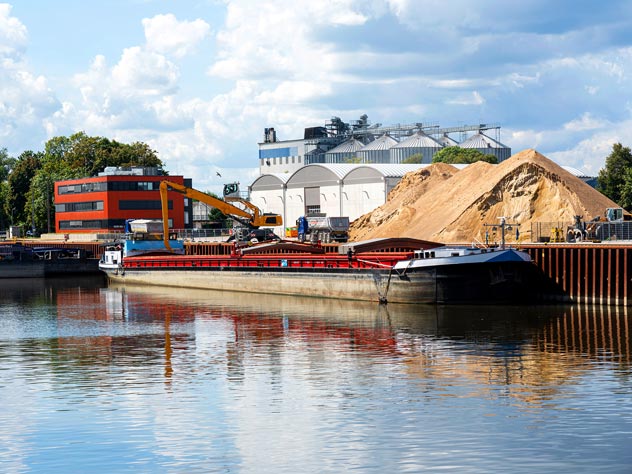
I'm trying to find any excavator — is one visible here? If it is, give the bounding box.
[159,180,282,251]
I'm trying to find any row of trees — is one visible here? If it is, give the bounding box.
[0,132,164,234]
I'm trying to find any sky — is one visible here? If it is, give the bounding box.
[3,0,632,193]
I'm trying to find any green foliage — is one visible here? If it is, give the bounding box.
[597,143,632,208]
[0,148,16,228]
[432,147,498,164]
[42,132,164,178]
[402,153,424,164]
[343,156,363,164]
[0,133,166,233]
[0,148,16,182]
[6,151,42,226]
[204,191,229,225]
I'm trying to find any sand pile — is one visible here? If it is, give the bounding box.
[349,149,619,243]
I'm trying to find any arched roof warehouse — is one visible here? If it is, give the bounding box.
[251,164,436,192]
[250,173,289,191]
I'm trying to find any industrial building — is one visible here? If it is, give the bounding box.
[249,163,467,232]
[249,161,596,238]
[258,117,511,174]
[54,167,192,233]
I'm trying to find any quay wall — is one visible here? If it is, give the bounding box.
[521,243,632,306]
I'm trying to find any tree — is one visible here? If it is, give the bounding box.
[42,132,165,178]
[0,147,16,182]
[6,151,42,227]
[402,153,424,164]
[432,147,498,164]
[203,191,229,228]
[597,143,632,207]
[0,148,16,228]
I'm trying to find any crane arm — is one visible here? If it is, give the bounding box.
[159,180,282,251]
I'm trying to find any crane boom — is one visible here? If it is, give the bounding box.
[159,180,282,251]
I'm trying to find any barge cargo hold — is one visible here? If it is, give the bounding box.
[99,242,540,304]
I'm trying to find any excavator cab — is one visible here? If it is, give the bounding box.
[223,182,241,199]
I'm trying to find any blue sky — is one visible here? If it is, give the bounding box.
[3,0,632,192]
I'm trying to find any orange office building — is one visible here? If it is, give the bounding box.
[54,167,193,233]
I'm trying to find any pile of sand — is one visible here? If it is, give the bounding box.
[349,149,619,243]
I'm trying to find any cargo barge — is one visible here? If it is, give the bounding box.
[99,237,539,304]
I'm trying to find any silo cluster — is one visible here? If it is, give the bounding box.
[322,130,510,165]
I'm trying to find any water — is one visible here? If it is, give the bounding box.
[0,277,631,474]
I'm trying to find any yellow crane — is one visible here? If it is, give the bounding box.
[159,180,282,251]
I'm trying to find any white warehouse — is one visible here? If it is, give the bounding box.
[249,163,447,233]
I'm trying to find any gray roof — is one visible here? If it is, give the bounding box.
[392,131,442,149]
[436,134,459,147]
[327,138,365,154]
[459,132,507,149]
[359,134,398,151]
[305,147,326,156]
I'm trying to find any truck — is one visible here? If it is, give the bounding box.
[297,215,350,243]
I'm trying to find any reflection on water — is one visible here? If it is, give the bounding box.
[0,280,631,473]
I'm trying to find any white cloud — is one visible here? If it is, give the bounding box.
[0,5,60,152]
[547,123,632,175]
[447,91,484,106]
[563,112,608,132]
[0,3,27,58]
[143,14,210,58]
[112,46,179,97]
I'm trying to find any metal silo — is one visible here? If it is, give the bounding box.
[358,134,398,164]
[325,138,365,163]
[390,131,443,163]
[436,133,459,147]
[305,147,326,164]
[459,132,511,162]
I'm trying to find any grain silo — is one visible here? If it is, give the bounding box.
[390,131,443,164]
[358,134,398,164]
[325,138,365,163]
[305,146,326,164]
[459,132,511,162]
[436,133,459,147]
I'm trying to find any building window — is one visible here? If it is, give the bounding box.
[109,181,161,191]
[54,201,104,212]
[58,182,107,195]
[59,219,126,230]
[119,200,172,210]
[57,180,166,195]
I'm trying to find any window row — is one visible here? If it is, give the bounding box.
[59,219,127,230]
[59,218,174,231]
[261,157,302,166]
[58,181,164,195]
[55,201,104,213]
[55,200,173,213]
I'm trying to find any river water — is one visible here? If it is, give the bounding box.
[0,277,631,474]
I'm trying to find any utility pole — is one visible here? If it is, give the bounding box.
[483,217,519,249]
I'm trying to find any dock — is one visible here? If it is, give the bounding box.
[521,243,632,305]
